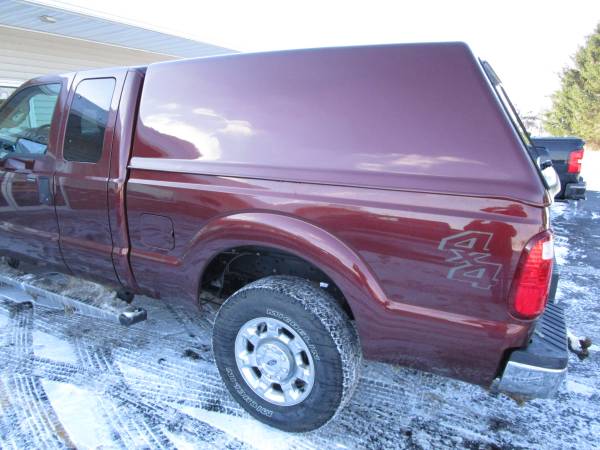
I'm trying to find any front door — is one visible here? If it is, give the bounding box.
[0,81,66,266]
[54,71,126,284]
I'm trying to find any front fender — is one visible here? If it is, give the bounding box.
[183,211,388,330]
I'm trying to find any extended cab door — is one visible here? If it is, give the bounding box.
[0,77,69,266]
[54,69,127,284]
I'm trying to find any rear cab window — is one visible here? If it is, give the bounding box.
[63,78,116,163]
[0,83,61,158]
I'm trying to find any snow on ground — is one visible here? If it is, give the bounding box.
[581,150,599,192]
[1,194,600,449]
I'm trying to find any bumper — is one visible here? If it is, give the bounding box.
[563,179,586,201]
[493,302,568,399]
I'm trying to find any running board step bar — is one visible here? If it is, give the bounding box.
[0,271,147,326]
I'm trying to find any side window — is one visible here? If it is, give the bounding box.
[63,78,115,163]
[0,83,61,158]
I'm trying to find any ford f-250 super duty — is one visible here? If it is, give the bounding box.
[0,43,567,432]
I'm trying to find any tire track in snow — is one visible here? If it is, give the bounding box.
[10,374,77,449]
[35,303,232,411]
[66,316,243,449]
[0,302,77,449]
[0,376,25,449]
[2,305,242,449]
[71,341,149,450]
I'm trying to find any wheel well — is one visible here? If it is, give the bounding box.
[199,245,354,320]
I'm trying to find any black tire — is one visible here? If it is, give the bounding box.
[212,275,361,432]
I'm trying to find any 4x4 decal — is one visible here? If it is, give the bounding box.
[438,231,502,290]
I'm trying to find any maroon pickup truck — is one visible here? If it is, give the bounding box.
[0,43,567,432]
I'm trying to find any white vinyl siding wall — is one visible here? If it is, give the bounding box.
[0,25,176,86]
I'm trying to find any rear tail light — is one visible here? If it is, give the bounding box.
[509,231,554,320]
[567,148,584,173]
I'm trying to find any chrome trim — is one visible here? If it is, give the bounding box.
[0,271,147,327]
[493,360,566,399]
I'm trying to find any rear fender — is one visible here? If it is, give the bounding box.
[184,212,388,332]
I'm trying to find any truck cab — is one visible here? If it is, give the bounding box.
[0,68,142,291]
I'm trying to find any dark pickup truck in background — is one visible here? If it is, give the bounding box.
[532,137,586,201]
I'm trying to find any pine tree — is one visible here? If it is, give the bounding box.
[544,23,600,148]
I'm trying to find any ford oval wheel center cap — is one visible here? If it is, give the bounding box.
[256,342,292,381]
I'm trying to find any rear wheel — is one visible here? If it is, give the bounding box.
[212,275,361,432]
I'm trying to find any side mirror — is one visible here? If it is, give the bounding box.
[532,146,560,199]
[3,157,26,171]
[538,158,561,199]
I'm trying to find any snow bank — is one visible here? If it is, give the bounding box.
[582,150,599,192]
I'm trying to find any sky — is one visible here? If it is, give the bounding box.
[42,0,600,116]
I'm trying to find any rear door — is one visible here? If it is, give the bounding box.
[0,78,69,266]
[54,69,127,284]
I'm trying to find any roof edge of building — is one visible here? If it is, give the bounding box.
[22,0,235,55]
[0,23,181,59]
